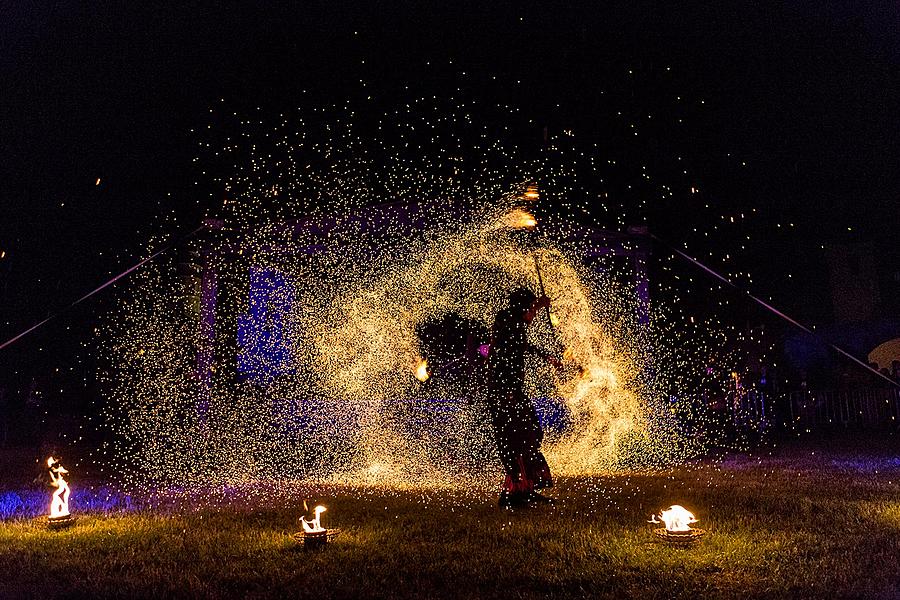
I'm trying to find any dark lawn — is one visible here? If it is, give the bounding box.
[2,442,900,599]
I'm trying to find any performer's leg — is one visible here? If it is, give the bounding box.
[511,401,551,489]
[529,450,554,490]
[491,405,525,507]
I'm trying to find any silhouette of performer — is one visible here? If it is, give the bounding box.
[487,287,559,507]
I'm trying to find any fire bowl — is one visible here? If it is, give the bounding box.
[292,528,341,549]
[48,514,76,530]
[653,527,706,546]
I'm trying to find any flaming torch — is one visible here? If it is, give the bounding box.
[295,501,340,548]
[650,505,706,546]
[47,456,75,529]
[522,183,540,201]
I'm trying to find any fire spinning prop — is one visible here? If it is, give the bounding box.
[521,183,540,201]
[47,456,75,529]
[650,505,706,546]
[294,501,340,549]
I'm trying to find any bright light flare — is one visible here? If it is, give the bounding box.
[523,184,539,200]
[650,505,697,533]
[414,358,430,382]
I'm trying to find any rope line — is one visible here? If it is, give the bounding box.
[0,225,206,353]
[651,234,899,389]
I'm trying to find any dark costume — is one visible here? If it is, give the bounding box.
[487,288,553,506]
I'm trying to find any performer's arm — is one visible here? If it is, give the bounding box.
[525,344,564,369]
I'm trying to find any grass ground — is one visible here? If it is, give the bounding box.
[3,441,900,599]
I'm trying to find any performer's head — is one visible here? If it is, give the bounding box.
[508,287,538,318]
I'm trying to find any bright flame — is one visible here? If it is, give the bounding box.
[499,208,537,230]
[47,457,71,519]
[523,184,539,200]
[516,211,537,229]
[650,505,697,532]
[301,505,327,533]
[414,358,430,382]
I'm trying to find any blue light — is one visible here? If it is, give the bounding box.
[237,267,294,380]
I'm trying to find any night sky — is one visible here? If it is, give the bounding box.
[1,2,898,401]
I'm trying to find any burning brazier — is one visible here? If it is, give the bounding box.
[47,456,75,529]
[294,503,340,549]
[650,505,706,546]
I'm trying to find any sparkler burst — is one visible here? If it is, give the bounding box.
[98,94,747,494]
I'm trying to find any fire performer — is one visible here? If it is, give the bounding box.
[487,286,561,508]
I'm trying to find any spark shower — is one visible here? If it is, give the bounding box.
[99,96,727,491]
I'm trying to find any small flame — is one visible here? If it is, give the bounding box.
[650,505,697,532]
[499,208,537,230]
[515,210,537,230]
[414,358,430,382]
[523,184,539,200]
[47,457,71,519]
[301,505,327,533]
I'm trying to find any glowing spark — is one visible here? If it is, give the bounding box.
[95,177,101,186]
